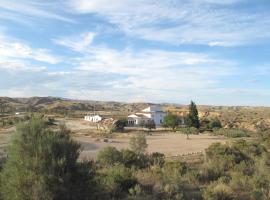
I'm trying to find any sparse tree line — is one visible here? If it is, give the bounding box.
[0,116,270,200]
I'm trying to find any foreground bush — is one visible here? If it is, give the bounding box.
[100,165,137,199]
[0,117,98,200]
[203,182,233,200]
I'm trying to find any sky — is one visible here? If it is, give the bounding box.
[0,0,270,106]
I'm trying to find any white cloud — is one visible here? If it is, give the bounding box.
[0,61,46,72]
[0,36,61,64]
[53,32,96,52]
[65,47,235,95]
[0,0,74,24]
[68,0,270,46]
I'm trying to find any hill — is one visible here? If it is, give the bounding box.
[1,96,270,132]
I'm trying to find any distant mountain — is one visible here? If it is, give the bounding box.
[0,96,157,113]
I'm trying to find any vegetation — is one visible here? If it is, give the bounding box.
[129,133,148,154]
[163,113,181,130]
[0,117,98,200]
[144,120,156,132]
[186,101,200,128]
[1,114,270,200]
[113,118,128,132]
[179,127,199,139]
[212,128,251,138]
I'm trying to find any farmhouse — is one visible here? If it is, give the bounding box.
[84,115,102,123]
[128,106,167,126]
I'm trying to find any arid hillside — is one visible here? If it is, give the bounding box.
[1,97,270,132]
[168,105,270,132]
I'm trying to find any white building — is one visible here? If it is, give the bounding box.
[84,115,103,123]
[127,106,167,126]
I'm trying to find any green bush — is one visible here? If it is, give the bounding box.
[0,117,98,200]
[113,118,128,132]
[203,182,234,200]
[163,161,187,176]
[149,152,165,167]
[209,118,222,129]
[101,165,137,199]
[97,146,122,166]
[129,133,148,154]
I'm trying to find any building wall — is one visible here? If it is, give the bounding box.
[84,115,102,123]
[152,112,167,125]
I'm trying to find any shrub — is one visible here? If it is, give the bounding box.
[149,152,165,167]
[113,118,128,132]
[203,182,234,200]
[121,149,150,169]
[129,133,148,154]
[229,173,256,200]
[163,161,187,176]
[209,118,222,129]
[205,142,251,164]
[97,146,122,166]
[0,117,98,200]
[212,128,250,138]
[101,165,137,199]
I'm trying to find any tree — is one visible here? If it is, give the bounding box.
[209,118,222,129]
[163,113,180,130]
[113,118,128,132]
[0,117,98,200]
[129,133,148,154]
[186,101,200,128]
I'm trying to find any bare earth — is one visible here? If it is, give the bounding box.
[1,119,229,160]
[75,133,228,160]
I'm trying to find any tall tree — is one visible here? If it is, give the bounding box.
[186,101,200,128]
[0,117,98,200]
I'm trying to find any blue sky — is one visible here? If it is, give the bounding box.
[0,0,270,106]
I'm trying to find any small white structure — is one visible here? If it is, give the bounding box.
[128,106,167,126]
[84,115,102,123]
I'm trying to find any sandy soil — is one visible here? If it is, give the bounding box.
[58,118,97,131]
[75,133,228,160]
[0,119,229,161]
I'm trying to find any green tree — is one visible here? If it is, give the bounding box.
[186,101,200,128]
[129,133,148,154]
[113,118,128,132]
[163,113,180,130]
[0,117,97,200]
[210,118,222,129]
